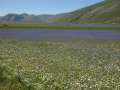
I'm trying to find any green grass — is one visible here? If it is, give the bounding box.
[0,23,119,30]
[0,39,120,90]
[57,0,120,24]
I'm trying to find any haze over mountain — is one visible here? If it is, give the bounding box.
[0,13,61,23]
[0,0,120,24]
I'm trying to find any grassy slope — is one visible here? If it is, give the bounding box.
[57,0,120,23]
[0,0,120,24]
[0,39,120,90]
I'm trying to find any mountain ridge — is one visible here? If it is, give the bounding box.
[57,0,120,24]
[0,0,120,24]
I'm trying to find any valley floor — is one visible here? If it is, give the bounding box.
[0,23,120,30]
[0,39,120,90]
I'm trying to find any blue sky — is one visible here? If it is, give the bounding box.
[0,0,103,16]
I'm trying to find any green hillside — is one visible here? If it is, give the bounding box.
[0,0,120,24]
[57,0,120,23]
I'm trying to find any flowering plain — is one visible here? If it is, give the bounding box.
[0,39,120,90]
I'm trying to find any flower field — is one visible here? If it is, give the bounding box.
[0,39,120,90]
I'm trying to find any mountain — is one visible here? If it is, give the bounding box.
[57,0,120,24]
[0,0,120,24]
[0,13,57,23]
[0,13,65,23]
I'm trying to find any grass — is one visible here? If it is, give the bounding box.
[0,39,120,90]
[0,23,119,30]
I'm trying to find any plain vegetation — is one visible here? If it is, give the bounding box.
[0,23,119,30]
[0,39,120,90]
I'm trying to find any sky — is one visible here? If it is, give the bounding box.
[0,0,103,16]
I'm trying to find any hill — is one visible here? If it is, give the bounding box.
[0,13,59,23]
[57,0,120,24]
[0,0,120,24]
